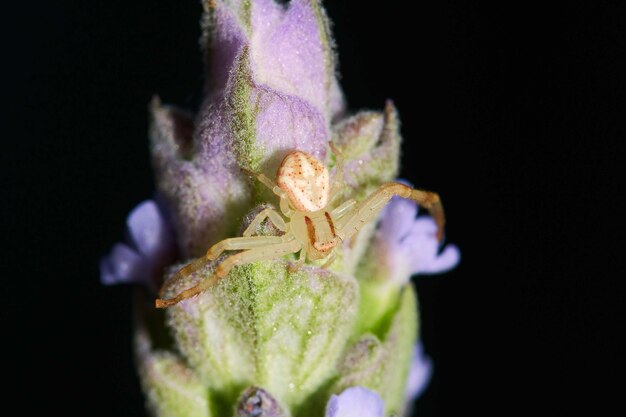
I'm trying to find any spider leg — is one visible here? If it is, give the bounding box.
[329,142,347,203]
[278,197,293,217]
[205,235,286,261]
[243,207,287,237]
[331,199,357,219]
[320,250,337,269]
[241,168,294,216]
[288,248,306,273]
[335,182,445,243]
[241,168,285,198]
[156,238,302,308]
[158,235,285,297]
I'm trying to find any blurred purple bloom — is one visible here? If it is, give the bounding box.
[100,200,176,292]
[326,387,384,417]
[374,195,460,285]
[405,342,433,401]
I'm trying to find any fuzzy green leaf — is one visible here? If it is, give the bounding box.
[164,260,359,412]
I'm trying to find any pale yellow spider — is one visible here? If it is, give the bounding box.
[155,146,445,308]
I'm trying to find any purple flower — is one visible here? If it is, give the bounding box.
[405,342,433,401]
[151,0,343,257]
[326,387,384,417]
[100,200,176,292]
[373,195,460,285]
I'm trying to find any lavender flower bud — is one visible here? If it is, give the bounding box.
[102,1,459,416]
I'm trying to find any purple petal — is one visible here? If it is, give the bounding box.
[378,197,417,242]
[109,243,150,284]
[406,220,440,270]
[251,87,328,169]
[326,387,384,417]
[372,189,460,283]
[407,218,460,275]
[411,216,438,235]
[405,343,433,401]
[251,0,333,115]
[127,200,172,259]
[99,256,117,285]
[416,244,461,274]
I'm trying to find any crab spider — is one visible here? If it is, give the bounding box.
[155,146,445,308]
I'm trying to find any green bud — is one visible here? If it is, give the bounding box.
[332,101,401,200]
[236,386,288,417]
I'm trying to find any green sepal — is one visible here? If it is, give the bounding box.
[354,279,401,338]
[330,101,402,278]
[332,101,401,200]
[136,324,211,417]
[333,285,418,416]
[164,260,359,413]
[227,47,264,172]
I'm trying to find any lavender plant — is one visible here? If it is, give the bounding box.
[101,1,459,416]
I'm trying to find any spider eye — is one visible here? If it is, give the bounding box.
[277,151,330,212]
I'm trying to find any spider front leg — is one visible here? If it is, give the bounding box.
[158,235,284,297]
[335,182,446,243]
[156,237,302,308]
[243,207,287,237]
[241,168,294,217]
[205,235,286,261]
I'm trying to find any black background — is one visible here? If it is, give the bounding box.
[3,1,623,415]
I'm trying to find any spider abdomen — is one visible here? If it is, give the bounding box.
[276,151,330,212]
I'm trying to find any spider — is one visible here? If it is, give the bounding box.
[155,145,445,308]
